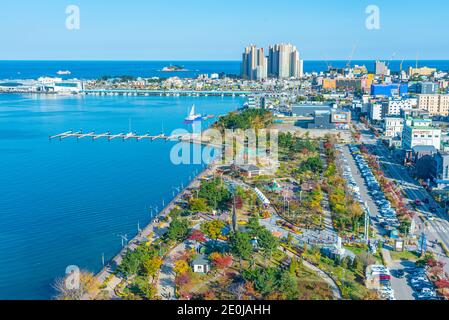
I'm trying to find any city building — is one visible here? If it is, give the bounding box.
[331,109,351,129]
[402,118,441,151]
[409,66,437,77]
[375,61,390,76]
[246,95,266,109]
[241,45,268,81]
[430,152,449,188]
[268,43,303,79]
[400,108,431,119]
[417,82,438,94]
[385,97,417,116]
[291,105,333,117]
[369,102,383,121]
[417,94,449,116]
[371,83,409,97]
[384,117,404,138]
[414,146,438,179]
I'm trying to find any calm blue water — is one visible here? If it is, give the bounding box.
[0,94,242,299]
[0,60,448,80]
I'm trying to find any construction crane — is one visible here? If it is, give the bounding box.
[346,45,358,69]
[386,52,396,68]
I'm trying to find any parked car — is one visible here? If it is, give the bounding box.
[395,270,405,278]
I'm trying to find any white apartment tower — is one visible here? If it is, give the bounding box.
[241,45,268,81]
[268,43,303,79]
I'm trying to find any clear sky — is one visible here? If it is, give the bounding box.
[1,0,448,60]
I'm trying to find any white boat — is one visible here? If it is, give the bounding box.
[57,70,71,75]
[185,104,202,122]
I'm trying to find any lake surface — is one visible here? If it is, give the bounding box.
[0,94,242,299]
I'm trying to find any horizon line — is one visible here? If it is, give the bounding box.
[1,59,449,62]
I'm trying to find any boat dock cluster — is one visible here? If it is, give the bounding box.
[49,130,224,148]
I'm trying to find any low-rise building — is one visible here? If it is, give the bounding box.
[409,66,437,77]
[384,117,404,138]
[192,254,211,274]
[402,118,441,151]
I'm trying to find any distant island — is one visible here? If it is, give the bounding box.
[161,65,189,72]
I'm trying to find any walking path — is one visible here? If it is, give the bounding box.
[156,243,186,300]
[283,249,342,300]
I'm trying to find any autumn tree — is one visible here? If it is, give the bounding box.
[173,260,190,275]
[143,256,163,280]
[200,220,225,241]
[188,229,206,243]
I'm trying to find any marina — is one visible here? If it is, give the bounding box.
[49,130,226,148]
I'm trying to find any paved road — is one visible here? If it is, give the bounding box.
[390,261,416,300]
[355,121,449,273]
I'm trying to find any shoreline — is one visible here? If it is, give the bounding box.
[89,161,215,298]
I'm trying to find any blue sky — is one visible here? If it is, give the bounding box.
[1,0,448,60]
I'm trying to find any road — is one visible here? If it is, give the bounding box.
[338,144,386,237]
[355,121,449,273]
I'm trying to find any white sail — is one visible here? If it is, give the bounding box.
[189,104,195,116]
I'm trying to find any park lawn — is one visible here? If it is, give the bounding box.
[390,250,419,262]
[303,251,372,300]
[344,245,368,256]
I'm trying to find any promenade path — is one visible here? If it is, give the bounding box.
[283,248,342,300]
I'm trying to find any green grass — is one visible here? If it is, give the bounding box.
[390,250,419,262]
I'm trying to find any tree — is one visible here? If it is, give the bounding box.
[54,271,100,300]
[198,178,231,210]
[289,257,299,276]
[143,256,163,279]
[229,232,253,264]
[188,198,209,213]
[210,252,233,271]
[118,250,142,279]
[167,218,190,242]
[173,260,190,275]
[200,220,225,241]
[247,216,264,238]
[258,229,279,261]
[188,230,206,243]
[279,271,299,300]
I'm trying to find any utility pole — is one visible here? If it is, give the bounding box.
[364,202,370,245]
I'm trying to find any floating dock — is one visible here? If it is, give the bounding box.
[49,130,225,148]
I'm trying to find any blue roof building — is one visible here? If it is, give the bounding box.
[371,83,408,97]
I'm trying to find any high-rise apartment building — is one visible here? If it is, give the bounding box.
[375,61,390,76]
[268,43,303,79]
[241,45,268,81]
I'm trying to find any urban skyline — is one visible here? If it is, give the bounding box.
[242,43,303,80]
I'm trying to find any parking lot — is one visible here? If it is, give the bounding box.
[339,144,417,300]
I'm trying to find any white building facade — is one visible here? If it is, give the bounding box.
[384,117,404,138]
[402,119,441,150]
